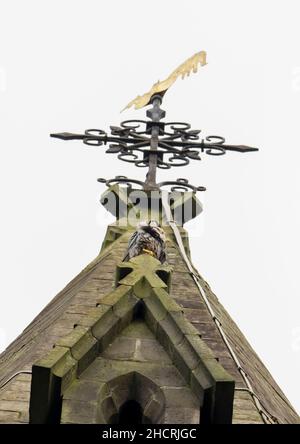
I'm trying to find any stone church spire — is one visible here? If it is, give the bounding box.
[0,53,298,424]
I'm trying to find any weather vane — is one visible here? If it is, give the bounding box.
[51,51,258,192]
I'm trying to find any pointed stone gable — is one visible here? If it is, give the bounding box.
[0,186,299,424]
[28,254,234,424]
[60,321,200,424]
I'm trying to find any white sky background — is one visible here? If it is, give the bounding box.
[0,0,300,414]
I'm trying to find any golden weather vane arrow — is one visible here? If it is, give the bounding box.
[121,51,207,112]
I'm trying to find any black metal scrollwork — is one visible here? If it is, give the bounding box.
[50,97,258,192]
[51,118,257,171]
[98,176,205,193]
[104,120,231,167]
[97,176,145,190]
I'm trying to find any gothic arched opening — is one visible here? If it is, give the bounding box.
[100,372,165,424]
[118,400,143,424]
[109,399,152,424]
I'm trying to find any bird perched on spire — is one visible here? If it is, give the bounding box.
[123,221,167,264]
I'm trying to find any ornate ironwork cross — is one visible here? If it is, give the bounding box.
[50,52,258,193]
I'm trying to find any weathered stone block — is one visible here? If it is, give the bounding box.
[34,345,78,388]
[163,387,199,409]
[80,358,124,382]
[102,337,136,361]
[152,288,182,314]
[172,339,200,383]
[56,326,98,374]
[185,334,216,360]
[133,338,172,364]
[63,380,107,403]
[168,311,200,336]
[99,396,117,423]
[61,399,98,424]
[0,410,21,423]
[133,277,156,299]
[0,389,30,402]
[163,407,200,424]
[100,285,133,307]
[144,295,168,326]
[120,320,155,339]
[143,398,164,423]
[190,366,214,400]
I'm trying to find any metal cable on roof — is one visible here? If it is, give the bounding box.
[161,192,278,424]
[0,370,32,391]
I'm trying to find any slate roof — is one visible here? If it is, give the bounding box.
[0,224,299,423]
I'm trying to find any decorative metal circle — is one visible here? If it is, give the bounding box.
[120,120,148,134]
[166,155,190,167]
[84,138,103,146]
[166,122,191,131]
[85,129,107,137]
[170,185,191,192]
[158,178,206,193]
[135,159,149,168]
[97,176,145,190]
[117,152,139,163]
[162,122,191,136]
[157,160,171,170]
[84,129,106,145]
[206,135,225,144]
[206,147,226,156]
[205,136,226,155]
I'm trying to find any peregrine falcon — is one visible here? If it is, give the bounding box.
[123,220,167,264]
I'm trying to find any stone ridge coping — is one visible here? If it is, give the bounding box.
[116,253,173,294]
[29,254,235,424]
